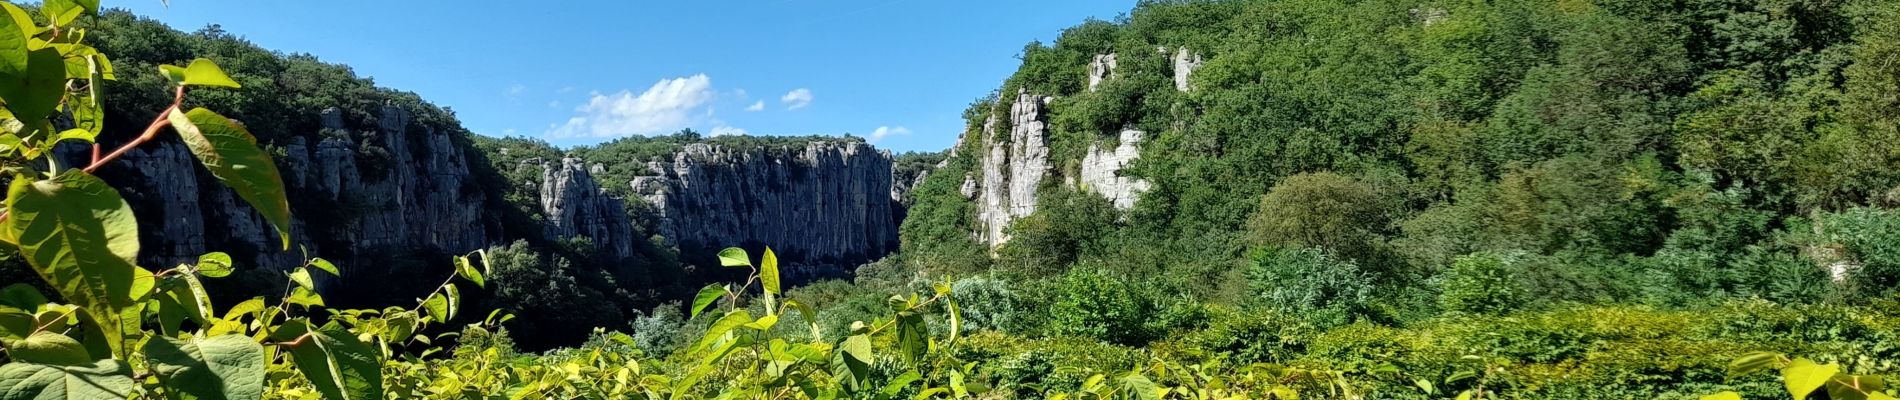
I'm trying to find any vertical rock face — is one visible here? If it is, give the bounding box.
[539,158,637,260]
[629,141,900,268]
[970,88,1054,248]
[1088,53,1118,92]
[1173,47,1203,92]
[1074,129,1151,209]
[93,105,492,276]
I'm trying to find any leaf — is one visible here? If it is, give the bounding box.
[690,310,752,354]
[743,314,779,331]
[178,58,240,88]
[422,284,458,323]
[39,0,96,27]
[453,255,484,288]
[1784,358,1840,398]
[874,371,921,400]
[196,252,234,278]
[307,258,338,277]
[0,283,46,309]
[0,359,135,399]
[1698,392,1742,400]
[7,331,89,366]
[0,4,23,75]
[1,49,69,122]
[783,298,821,340]
[144,334,267,400]
[761,247,780,294]
[717,247,750,268]
[286,287,323,308]
[2,170,151,357]
[1117,374,1159,400]
[689,284,727,319]
[167,108,290,249]
[894,312,927,366]
[272,321,382,400]
[832,334,873,391]
[287,269,316,292]
[1827,375,1888,400]
[1730,352,1784,376]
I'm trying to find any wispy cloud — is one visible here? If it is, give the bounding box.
[868,126,910,144]
[710,125,749,137]
[781,88,813,110]
[745,101,766,112]
[545,74,716,138]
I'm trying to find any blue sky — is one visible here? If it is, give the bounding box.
[112,1,1138,153]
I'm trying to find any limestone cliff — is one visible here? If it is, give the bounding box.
[628,141,900,269]
[85,105,493,277]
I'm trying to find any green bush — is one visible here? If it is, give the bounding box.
[1039,268,1163,346]
[1245,247,1374,326]
[1437,252,1520,314]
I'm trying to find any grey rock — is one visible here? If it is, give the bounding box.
[539,158,636,259]
[1088,53,1118,92]
[1074,129,1150,209]
[1173,47,1203,92]
[972,88,1053,248]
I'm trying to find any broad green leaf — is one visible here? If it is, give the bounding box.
[894,312,927,366]
[178,58,239,88]
[0,3,24,75]
[422,285,458,322]
[1,49,69,121]
[286,287,323,308]
[0,359,134,400]
[832,334,873,391]
[761,247,780,294]
[1698,392,1742,400]
[690,310,752,354]
[743,314,779,331]
[874,371,921,400]
[0,3,31,45]
[0,283,46,309]
[689,284,726,319]
[2,170,151,357]
[717,247,750,267]
[273,321,382,400]
[196,252,233,278]
[1827,375,1888,400]
[783,299,820,340]
[168,108,290,249]
[144,334,266,400]
[221,297,265,322]
[7,331,88,366]
[307,258,338,277]
[1118,373,1161,400]
[39,0,96,27]
[1730,352,1784,376]
[0,306,30,344]
[287,268,315,291]
[1785,358,1839,398]
[453,255,484,288]
[159,64,186,84]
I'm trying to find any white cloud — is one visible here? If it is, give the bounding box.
[781,88,813,110]
[710,125,749,137]
[733,89,749,99]
[867,126,911,144]
[545,74,716,138]
[745,101,766,112]
[506,84,527,96]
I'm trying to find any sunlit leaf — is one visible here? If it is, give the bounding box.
[144,334,267,400]
[167,108,291,249]
[272,321,381,400]
[689,284,726,319]
[1698,392,1742,400]
[832,334,873,391]
[761,247,780,294]
[690,310,752,354]
[196,252,234,278]
[0,359,134,399]
[1,49,69,122]
[307,258,338,277]
[1785,358,1840,398]
[2,170,150,357]
[717,247,750,268]
[7,331,88,366]
[287,268,315,291]
[454,255,484,288]
[179,58,240,88]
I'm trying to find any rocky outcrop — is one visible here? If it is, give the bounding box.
[629,141,899,268]
[1173,47,1203,92]
[968,88,1054,248]
[89,105,492,277]
[1073,129,1150,209]
[1088,53,1118,92]
[539,158,637,260]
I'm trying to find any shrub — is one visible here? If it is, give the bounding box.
[1438,252,1520,314]
[1040,268,1162,346]
[950,276,1032,334]
[1246,172,1402,268]
[1245,247,1374,326]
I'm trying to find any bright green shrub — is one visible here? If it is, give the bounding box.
[1245,246,1374,326]
[950,276,1032,334]
[1039,268,1163,346]
[1438,252,1520,314]
[1812,208,1900,296]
